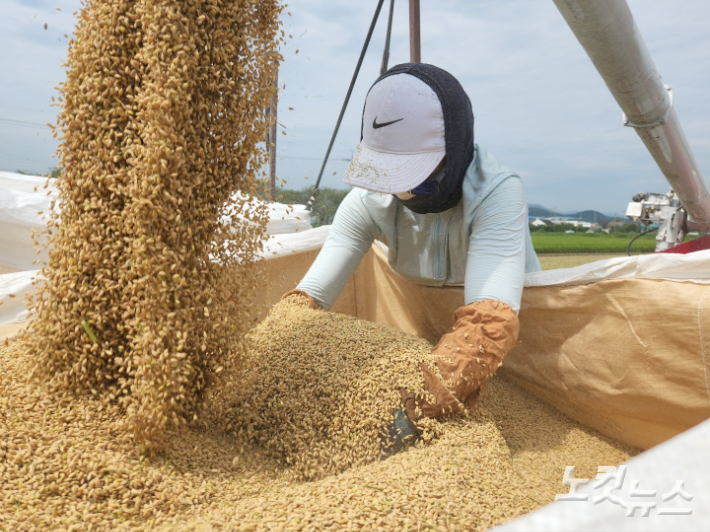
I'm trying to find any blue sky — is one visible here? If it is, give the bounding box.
[2,0,710,214]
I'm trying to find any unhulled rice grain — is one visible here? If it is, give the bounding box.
[1,299,637,531]
[24,0,282,451]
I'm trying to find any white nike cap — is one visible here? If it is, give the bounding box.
[342,73,445,194]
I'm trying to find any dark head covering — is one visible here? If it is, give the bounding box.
[361,63,474,214]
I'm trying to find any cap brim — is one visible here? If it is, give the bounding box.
[342,142,445,194]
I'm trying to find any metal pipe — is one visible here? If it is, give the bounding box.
[409,0,421,63]
[268,71,278,202]
[552,0,710,230]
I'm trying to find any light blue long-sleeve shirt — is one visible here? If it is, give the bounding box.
[297,144,541,313]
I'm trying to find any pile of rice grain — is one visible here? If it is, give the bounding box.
[2,299,637,531]
[24,0,282,451]
[204,295,443,481]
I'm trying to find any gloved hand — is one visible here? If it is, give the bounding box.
[383,408,420,455]
[282,289,322,310]
[400,299,519,421]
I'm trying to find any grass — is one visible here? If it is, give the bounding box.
[531,232,658,254]
[533,231,707,270]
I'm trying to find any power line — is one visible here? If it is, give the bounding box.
[308,0,386,211]
[0,150,51,164]
[277,155,351,162]
[0,158,51,168]
[0,117,49,129]
[0,165,52,174]
[0,155,53,172]
[0,104,51,114]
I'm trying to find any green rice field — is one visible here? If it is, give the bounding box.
[531,232,659,254]
[533,232,707,269]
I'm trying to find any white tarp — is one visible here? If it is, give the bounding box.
[494,416,710,531]
[524,250,710,287]
[0,170,323,325]
[222,190,313,236]
[0,270,36,324]
[264,201,312,235]
[0,171,57,194]
[0,171,313,272]
[0,171,57,270]
[0,229,330,325]
[263,225,329,258]
[377,242,710,289]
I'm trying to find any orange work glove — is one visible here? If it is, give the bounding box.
[400,299,519,421]
[282,289,322,310]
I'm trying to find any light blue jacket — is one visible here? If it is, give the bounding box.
[298,145,541,313]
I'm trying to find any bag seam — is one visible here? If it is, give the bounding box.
[698,285,710,409]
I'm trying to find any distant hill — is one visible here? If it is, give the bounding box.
[574,210,617,223]
[528,206,556,218]
[528,205,616,223]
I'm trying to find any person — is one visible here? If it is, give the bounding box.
[285,62,541,425]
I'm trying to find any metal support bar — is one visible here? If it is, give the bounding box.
[381,0,395,74]
[306,0,385,212]
[409,0,421,63]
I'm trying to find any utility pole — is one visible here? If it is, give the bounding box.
[409,0,421,63]
[268,70,278,202]
[553,207,556,231]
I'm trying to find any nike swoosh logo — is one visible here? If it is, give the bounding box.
[372,116,404,129]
